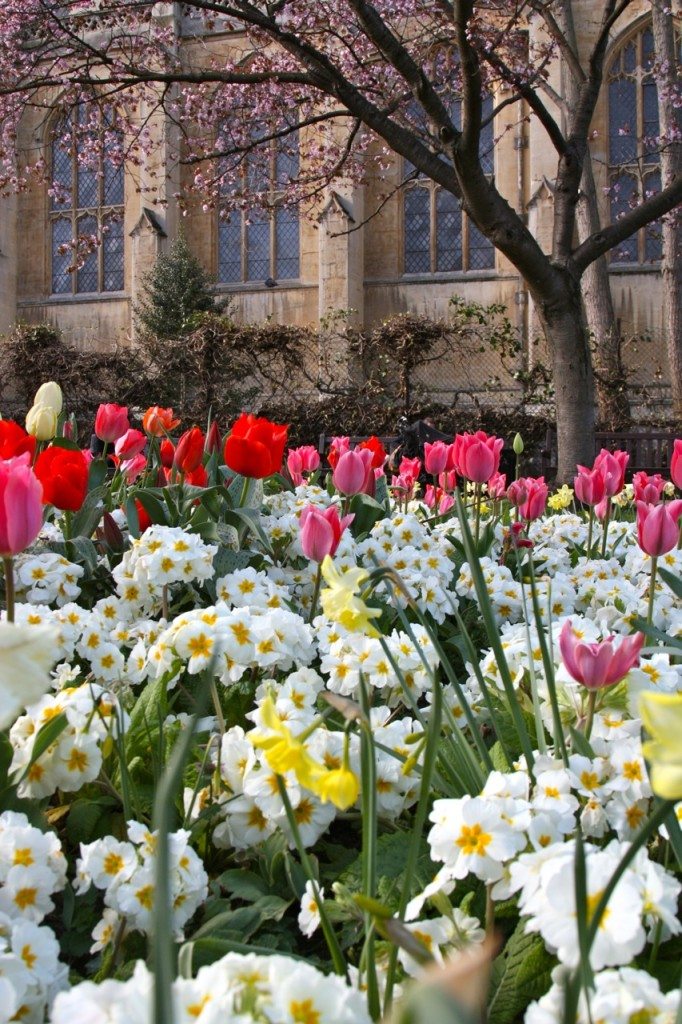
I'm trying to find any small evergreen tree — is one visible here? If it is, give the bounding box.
[135,234,216,339]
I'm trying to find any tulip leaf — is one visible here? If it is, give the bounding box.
[348,493,385,537]
[88,458,108,491]
[50,436,81,452]
[134,490,170,526]
[15,712,68,783]
[125,496,140,539]
[569,727,595,759]
[631,616,682,650]
[70,485,106,539]
[658,567,682,600]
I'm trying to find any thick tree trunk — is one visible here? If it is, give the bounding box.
[535,276,596,482]
[576,163,631,429]
[651,0,682,423]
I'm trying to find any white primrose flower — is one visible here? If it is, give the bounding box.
[428,794,528,883]
[297,881,323,938]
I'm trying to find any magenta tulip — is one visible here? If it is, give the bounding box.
[559,621,644,691]
[507,479,528,508]
[424,441,449,476]
[299,504,353,562]
[399,456,421,485]
[669,439,682,491]
[636,500,682,557]
[594,448,629,497]
[487,472,507,500]
[94,403,130,443]
[332,448,374,496]
[453,431,503,483]
[518,477,548,521]
[632,471,666,505]
[0,454,44,556]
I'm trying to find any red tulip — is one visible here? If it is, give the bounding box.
[398,456,421,485]
[0,421,36,461]
[34,446,89,512]
[159,439,175,468]
[636,500,682,557]
[670,439,682,491]
[299,504,354,562]
[327,436,350,471]
[223,413,288,479]
[205,420,222,455]
[133,499,152,533]
[94,403,129,443]
[559,621,644,691]
[356,435,386,470]
[0,454,43,556]
[174,427,204,474]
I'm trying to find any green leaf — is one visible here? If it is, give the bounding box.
[65,797,121,845]
[186,936,308,971]
[488,923,555,1024]
[88,458,108,491]
[213,546,252,577]
[125,496,140,539]
[348,493,385,537]
[16,713,68,781]
[134,490,169,526]
[396,986,477,1024]
[71,485,106,538]
[659,567,682,600]
[569,727,595,759]
[217,870,271,903]
[490,740,510,772]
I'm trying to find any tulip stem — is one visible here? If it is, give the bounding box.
[238,476,251,508]
[584,690,597,740]
[586,506,594,557]
[647,556,658,627]
[210,680,226,737]
[62,510,72,543]
[3,557,14,623]
[474,482,482,544]
[309,563,323,624]
[599,501,611,559]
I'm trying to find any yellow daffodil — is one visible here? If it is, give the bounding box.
[311,765,359,810]
[250,697,324,790]
[319,556,381,636]
[548,484,574,511]
[639,691,682,799]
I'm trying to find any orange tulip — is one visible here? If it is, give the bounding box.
[142,406,181,437]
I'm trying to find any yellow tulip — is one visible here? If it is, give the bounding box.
[25,403,57,441]
[319,556,381,636]
[639,691,682,800]
[33,381,63,415]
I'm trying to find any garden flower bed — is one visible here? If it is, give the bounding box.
[0,383,680,1024]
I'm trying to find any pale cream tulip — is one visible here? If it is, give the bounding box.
[33,381,63,414]
[26,403,57,441]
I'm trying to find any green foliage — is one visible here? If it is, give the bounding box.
[488,923,556,1024]
[135,235,217,340]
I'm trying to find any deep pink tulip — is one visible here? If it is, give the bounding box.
[632,471,666,505]
[594,448,629,497]
[453,431,504,483]
[115,428,147,461]
[518,477,548,522]
[94,403,130,443]
[287,446,320,485]
[507,479,528,508]
[287,449,304,486]
[574,465,606,506]
[424,441,449,476]
[299,504,353,562]
[0,454,44,556]
[487,472,507,500]
[399,456,421,485]
[332,448,374,496]
[636,500,682,557]
[559,621,644,691]
[669,439,682,491]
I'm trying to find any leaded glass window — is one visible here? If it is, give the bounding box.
[606,23,680,264]
[217,128,300,284]
[50,107,124,295]
[403,94,495,275]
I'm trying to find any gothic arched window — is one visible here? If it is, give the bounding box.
[606,21,679,264]
[403,95,495,275]
[50,106,125,295]
[217,127,300,285]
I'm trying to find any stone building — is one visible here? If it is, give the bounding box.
[0,1,676,412]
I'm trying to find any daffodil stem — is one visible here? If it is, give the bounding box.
[358,675,380,1020]
[3,556,14,623]
[647,556,658,627]
[275,777,347,979]
[584,690,597,740]
[309,562,323,624]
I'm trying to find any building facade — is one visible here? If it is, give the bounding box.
[0,0,676,411]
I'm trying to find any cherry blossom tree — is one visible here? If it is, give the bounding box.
[0,0,680,478]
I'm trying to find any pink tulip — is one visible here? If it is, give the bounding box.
[559,621,644,691]
[121,453,147,484]
[391,472,415,500]
[670,439,682,491]
[423,484,438,509]
[594,448,629,497]
[632,471,666,505]
[453,431,504,483]
[399,456,421,485]
[507,479,528,508]
[299,504,353,562]
[487,472,507,500]
[286,449,304,486]
[115,428,147,461]
[95,403,130,443]
[327,436,350,470]
[298,445,321,473]
[424,485,454,515]
[332,448,374,496]
[518,477,548,521]
[439,469,457,493]
[636,500,682,557]
[574,465,606,506]
[0,454,44,556]
[594,496,611,522]
[438,492,455,514]
[424,441,449,476]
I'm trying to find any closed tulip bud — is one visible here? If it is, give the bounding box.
[513,433,524,455]
[574,466,606,506]
[205,420,222,455]
[0,454,44,556]
[636,500,682,557]
[159,439,175,468]
[174,427,204,474]
[299,504,354,562]
[670,439,682,491]
[94,403,129,443]
[332,448,374,496]
[25,403,57,441]
[101,511,125,551]
[423,441,449,476]
[33,381,63,415]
